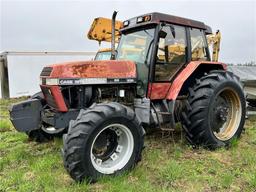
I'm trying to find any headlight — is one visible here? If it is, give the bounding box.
[40,78,58,85]
[46,78,58,85]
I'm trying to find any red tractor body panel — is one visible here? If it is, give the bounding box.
[40,85,68,112]
[47,60,136,78]
[148,61,226,100]
[40,60,226,111]
[147,83,170,100]
[40,60,137,112]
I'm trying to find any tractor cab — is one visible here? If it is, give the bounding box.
[116,12,211,97]
[89,13,213,97]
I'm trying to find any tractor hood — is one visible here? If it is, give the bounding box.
[40,60,137,85]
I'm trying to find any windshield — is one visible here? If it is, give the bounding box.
[116,28,155,65]
[116,27,155,97]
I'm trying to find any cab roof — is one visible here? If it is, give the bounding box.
[122,12,212,34]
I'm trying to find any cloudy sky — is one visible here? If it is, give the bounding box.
[1,0,256,63]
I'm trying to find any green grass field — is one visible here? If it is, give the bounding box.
[0,98,256,192]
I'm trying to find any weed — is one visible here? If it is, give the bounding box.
[0,119,12,132]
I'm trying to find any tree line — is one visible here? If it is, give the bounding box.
[227,61,256,66]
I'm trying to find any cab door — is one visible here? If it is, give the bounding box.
[148,24,188,99]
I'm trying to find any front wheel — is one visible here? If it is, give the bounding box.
[181,70,246,149]
[63,102,144,182]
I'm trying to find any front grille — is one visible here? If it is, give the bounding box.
[40,67,52,77]
[41,86,57,109]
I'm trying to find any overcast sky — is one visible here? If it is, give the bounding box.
[1,0,256,63]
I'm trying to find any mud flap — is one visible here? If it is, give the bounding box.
[9,99,42,132]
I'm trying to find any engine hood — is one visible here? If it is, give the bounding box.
[44,60,136,79]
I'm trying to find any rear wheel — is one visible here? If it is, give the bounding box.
[181,70,246,149]
[63,102,144,182]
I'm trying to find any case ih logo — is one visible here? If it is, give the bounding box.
[58,78,136,85]
[59,78,107,85]
[59,79,74,85]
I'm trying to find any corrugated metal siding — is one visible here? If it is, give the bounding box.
[228,66,256,81]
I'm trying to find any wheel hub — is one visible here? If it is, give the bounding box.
[90,123,134,174]
[93,130,118,161]
[216,106,229,122]
[212,96,230,132]
[210,88,242,141]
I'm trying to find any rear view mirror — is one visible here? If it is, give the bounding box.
[159,30,167,38]
[170,25,175,38]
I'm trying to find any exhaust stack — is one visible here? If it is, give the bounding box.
[111,11,117,60]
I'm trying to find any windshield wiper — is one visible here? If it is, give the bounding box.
[144,39,154,65]
[144,29,153,38]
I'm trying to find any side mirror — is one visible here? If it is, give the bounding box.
[159,30,167,39]
[170,25,176,38]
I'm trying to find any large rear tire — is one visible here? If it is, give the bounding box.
[63,102,144,182]
[181,70,246,149]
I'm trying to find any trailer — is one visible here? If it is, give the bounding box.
[0,51,96,98]
[228,66,256,115]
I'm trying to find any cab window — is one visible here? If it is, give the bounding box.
[95,51,111,60]
[190,28,209,61]
[155,25,187,81]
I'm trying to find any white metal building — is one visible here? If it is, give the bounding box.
[0,51,95,98]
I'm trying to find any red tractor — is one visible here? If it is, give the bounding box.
[10,12,246,182]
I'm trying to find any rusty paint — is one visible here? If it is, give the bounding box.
[47,60,136,79]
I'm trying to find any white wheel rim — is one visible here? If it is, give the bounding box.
[213,88,242,141]
[90,123,134,174]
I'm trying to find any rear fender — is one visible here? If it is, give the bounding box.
[166,61,226,100]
